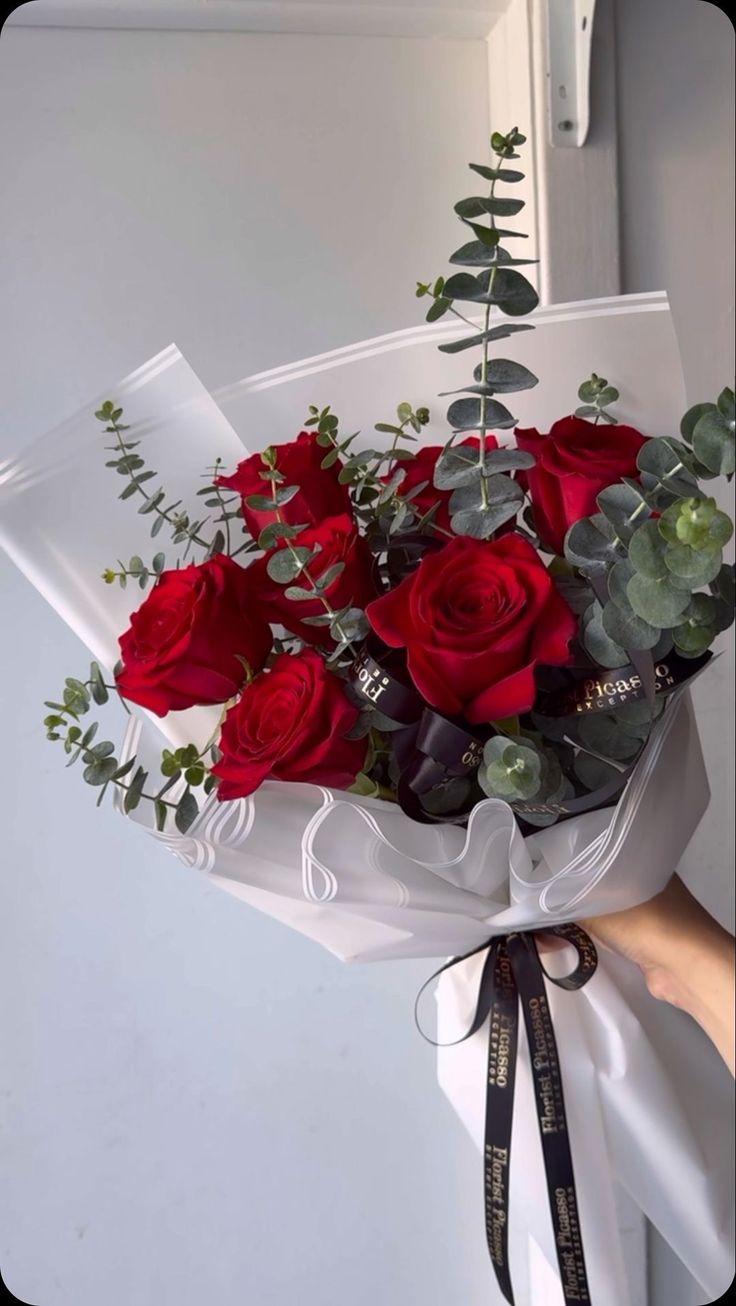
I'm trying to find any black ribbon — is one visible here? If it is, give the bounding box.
[415,924,598,1305]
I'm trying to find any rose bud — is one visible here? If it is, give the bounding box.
[211,649,367,799]
[116,554,272,716]
[366,533,577,724]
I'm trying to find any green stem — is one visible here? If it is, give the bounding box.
[210,458,232,554]
[477,174,501,510]
[319,424,446,540]
[268,478,353,650]
[109,418,213,551]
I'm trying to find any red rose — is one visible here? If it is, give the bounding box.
[249,513,377,645]
[381,437,495,533]
[366,533,576,723]
[116,555,272,716]
[217,431,351,538]
[212,649,367,799]
[516,416,648,555]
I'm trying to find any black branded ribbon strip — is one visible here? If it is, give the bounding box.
[347,637,710,827]
[415,924,597,1305]
[534,650,711,719]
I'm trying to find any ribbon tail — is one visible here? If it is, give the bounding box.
[483,939,519,1306]
[507,934,592,1304]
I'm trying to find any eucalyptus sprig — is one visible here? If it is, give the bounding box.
[97,401,231,560]
[249,448,365,657]
[44,661,217,832]
[575,373,620,424]
[478,732,573,827]
[193,457,249,556]
[304,402,438,537]
[102,552,166,590]
[418,126,540,539]
[564,385,736,669]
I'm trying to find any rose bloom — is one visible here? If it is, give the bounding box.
[381,437,493,533]
[366,533,576,723]
[116,555,272,716]
[250,513,377,645]
[217,431,351,538]
[212,649,367,799]
[516,415,648,555]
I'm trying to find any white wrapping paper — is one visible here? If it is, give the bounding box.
[1,293,732,1302]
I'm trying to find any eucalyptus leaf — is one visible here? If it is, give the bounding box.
[63,679,91,715]
[692,408,736,476]
[333,608,369,641]
[438,323,534,355]
[672,621,715,656]
[89,661,109,705]
[481,448,536,473]
[596,481,651,541]
[467,164,525,183]
[664,543,722,585]
[123,765,147,814]
[446,396,516,432]
[471,359,538,392]
[629,520,669,579]
[581,603,628,668]
[680,401,716,443]
[266,547,313,583]
[488,268,539,316]
[448,241,536,268]
[637,438,699,499]
[565,514,623,574]
[454,195,525,219]
[449,475,523,514]
[442,272,491,303]
[426,297,451,322]
[608,558,636,608]
[710,562,736,608]
[626,574,691,627]
[175,789,199,835]
[601,599,660,650]
[434,448,482,489]
[82,756,119,786]
[450,499,520,538]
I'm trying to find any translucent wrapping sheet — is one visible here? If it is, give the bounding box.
[213,290,685,450]
[1,292,732,1301]
[0,346,248,749]
[115,685,708,962]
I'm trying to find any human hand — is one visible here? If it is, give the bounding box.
[580,876,735,1075]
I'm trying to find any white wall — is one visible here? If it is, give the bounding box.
[0,25,498,1306]
[616,0,735,928]
[614,2,735,1302]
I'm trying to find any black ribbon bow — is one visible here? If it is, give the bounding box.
[415,924,598,1305]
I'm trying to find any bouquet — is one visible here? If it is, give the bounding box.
[2,128,734,1304]
[36,129,736,840]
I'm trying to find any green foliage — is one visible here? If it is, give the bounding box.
[478,732,572,827]
[97,405,243,558]
[562,385,735,674]
[575,373,619,424]
[680,387,735,476]
[416,127,539,540]
[44,655,218,831]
